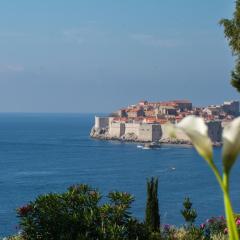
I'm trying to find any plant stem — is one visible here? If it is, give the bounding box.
[207,160,238,239]
[223,172,239,240]
[208,160,224,191]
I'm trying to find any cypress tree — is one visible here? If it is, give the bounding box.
[145,177,160,232]
[181,197,197,227]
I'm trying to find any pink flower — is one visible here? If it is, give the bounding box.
[219,216,225,220]
[18,204,32,217]
[236,219,240,226]
[224,228,228,234]
[200,223,205,229]
[207,218,214,223]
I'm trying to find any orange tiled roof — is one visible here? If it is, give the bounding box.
[173,100,191,104]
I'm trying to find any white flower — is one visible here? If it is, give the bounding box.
[222,117,240,173]
[164,123,177,138]
[177,116,213,162]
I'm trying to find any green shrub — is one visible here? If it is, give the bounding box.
[17,184,147,240]
[18,184,101,239]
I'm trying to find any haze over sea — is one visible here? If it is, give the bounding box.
[0,113,240,237]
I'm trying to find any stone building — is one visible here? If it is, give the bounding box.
[156,106,177,116]
[206,120,222,143]
[173,100,192,111]
[203,106,221,116]
[222,101,239,116]
[117,109,127,117]
[94,116,109,129]
[126,108,145,118]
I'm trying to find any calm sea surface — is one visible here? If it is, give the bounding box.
[0,113,240,237]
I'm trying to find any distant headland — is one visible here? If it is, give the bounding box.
[90,100,239,145]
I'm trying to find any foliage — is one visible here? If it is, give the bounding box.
[4,237,23,240]
[98,191,138,240]
[160,225,204,240]
[148,231,161,240]
[160,225,229,240]
[145,177,160,232]
[220,0,240,92]
[17,184,146,240]
[17,184,101,239]
[12,181,239,239]
[5,227,231,240]
[210,233,228,240]
[230,57,240,92]
[200,216,227,238]
[126,219,149,240]
[181,197,197,227]
[160,224,177,240]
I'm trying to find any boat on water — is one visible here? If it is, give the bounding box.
[141,142,161,149]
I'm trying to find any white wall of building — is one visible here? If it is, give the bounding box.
[95,116,109,129]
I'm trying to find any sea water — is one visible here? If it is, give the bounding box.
[0,113,240,236]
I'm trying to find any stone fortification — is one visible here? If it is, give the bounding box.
[109,122,125,138]
[90,116,222,144]
[91,118,162,142]
[160,120,222,144]
[138,124,162,142]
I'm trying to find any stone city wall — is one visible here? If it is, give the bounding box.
[138,124,162,142]
[160,120,222,143]
[109,122,125,138]
[160,124,190,141]
[125,123,140,136]
[92,117,223,144]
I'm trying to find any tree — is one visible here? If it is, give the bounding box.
[145,177,160,232]
[181,197,197,227]
[220,0,240,92]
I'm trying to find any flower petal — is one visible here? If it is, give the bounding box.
[164,123,177,138]
[177,115,208,136]
[177,116,213,162]
[222,117,240,173]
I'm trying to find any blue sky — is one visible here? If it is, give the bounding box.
[0,0,238,113]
